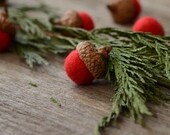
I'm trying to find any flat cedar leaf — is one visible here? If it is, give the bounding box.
[15,44,48,68]
[34,18,52,31]
[25,51,48,68]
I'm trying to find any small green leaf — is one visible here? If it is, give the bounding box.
[50,97,61,107]
[29,82,38,87]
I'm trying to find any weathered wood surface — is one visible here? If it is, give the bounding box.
[0,0,170,135]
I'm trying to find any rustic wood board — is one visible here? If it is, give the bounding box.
[0,0,170,135]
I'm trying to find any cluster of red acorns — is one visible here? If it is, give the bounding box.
[0,0,165,85]
[64,0,165,85]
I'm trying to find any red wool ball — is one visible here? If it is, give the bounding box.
[132,16,165,36]
[78,12,95,31]
[0,30,12,52]
[64,50,94,85]
[132,0,141,18]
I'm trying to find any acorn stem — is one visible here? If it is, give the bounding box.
[98,46,112,58]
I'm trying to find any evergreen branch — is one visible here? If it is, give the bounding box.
[53,26,170,134]
[6,6,170,135]
[14,44,48,68]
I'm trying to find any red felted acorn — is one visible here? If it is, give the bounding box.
[64,41,112,85]
[0,14,15,52]
[53,10,94,30]
[78,12,94,31]
[107,0,141,24]
[132,16,165,36]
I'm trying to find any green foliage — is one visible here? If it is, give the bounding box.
[6,5,170,135]
[92,28,170,134]
[8,7,79,67]
[53,27,170,134]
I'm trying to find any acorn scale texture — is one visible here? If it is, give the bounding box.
[77,41,112,79]
[54,10,82,28]
[53,10,94,30]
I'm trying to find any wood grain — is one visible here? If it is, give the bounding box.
[0,0,170,135]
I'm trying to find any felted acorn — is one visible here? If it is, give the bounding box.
[132,16,165,36]
[107,0,141,24]
[64,41,112,85]
[0,13,15,52]
[53,10,94,30]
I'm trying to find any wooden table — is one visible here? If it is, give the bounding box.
[0,0,170,135]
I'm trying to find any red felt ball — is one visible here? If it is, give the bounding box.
[0,30,12,52]
[132,0,141,18]
[132,16,164,36]
[64,50,94,85]
[78,12,95,31]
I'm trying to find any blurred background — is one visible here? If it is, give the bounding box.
[9,0,170,34]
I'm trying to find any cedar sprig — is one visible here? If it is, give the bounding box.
[5,5,170,135]
[53,26,170,135]
[8,7,79,67]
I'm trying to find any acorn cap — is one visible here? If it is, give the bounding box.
[107,0,138,24]
[53,10,82,28]
[0,13,16,35]
[53,10,94,30]
[76,41,112,79]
